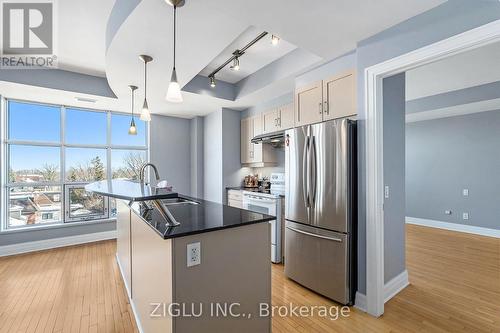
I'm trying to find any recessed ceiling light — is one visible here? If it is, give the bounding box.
[271,35,280,46]
[75,97,97,103]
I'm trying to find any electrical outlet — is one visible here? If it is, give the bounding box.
[187,242,201,267]
[445,210,452,215]
[462,189,469,197]
[384,186,390,199]
[462,212,469,220]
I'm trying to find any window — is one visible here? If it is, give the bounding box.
[2,100,148,230]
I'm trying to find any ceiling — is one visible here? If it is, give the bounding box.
[406,41,500,122]
[406,41,500,101]
[104,0,446,117]
[198,26,297,84]
[56,0,115,77]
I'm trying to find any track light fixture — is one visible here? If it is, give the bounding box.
[206,31,269,88]
[230,57,240,71]
[271,34,280,45]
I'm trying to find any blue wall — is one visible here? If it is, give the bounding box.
[406,110,500,230]
[354,0,500,294]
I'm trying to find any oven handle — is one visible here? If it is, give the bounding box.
[243,195,275,202]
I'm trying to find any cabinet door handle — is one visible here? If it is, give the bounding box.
[324,101,329,115]
[318,102,322,114]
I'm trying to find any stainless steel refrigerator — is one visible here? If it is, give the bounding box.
[284,118,357,305]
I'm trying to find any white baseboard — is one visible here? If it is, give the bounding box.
[0,230,117,257]
[354,270,409,312]
[384,270,409,303]
[406,216,500,238]
[354,292,367,312]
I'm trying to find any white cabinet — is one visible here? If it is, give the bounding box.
[295,80,323,127]
[294,69,357,126]
[278,103,294,130]
[241,115,276,166]
[262,108,278,134]
[262,103,294,134]
[227,189,243,208]
[116,199,132,297]
[323,70,357,121]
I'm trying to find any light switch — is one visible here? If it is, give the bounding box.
[445,210,452,215]
[384,186,390,199]
[462,189,469,197]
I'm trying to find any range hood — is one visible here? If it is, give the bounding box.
[251,130,285,148]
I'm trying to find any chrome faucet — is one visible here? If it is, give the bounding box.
[139,163,160,185]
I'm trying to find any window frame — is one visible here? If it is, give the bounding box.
[1,97,149,231]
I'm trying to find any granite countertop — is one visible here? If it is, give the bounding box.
[85,179,178,201]
[130,196,274,239]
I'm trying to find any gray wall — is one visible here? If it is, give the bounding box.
[0,220,116,246]
[354,0,500,294]
[242,92,293,119]
[150,114,192,195]
[190,117,204,198]
[0,69,116,98]
[221,108,247,202]
[203,110,223,203]
[383,73,406,283]
[406,110,500,230]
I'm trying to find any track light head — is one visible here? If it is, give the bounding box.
[230,57,240,71]
[271,34,280,46]
[209,76,216,88]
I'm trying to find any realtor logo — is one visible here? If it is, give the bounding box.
[1,0,57,68]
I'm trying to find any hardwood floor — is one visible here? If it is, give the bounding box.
[272,224,500,333]
[0,240,138,333]
[0,224,498,332]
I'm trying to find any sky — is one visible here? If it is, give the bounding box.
[8,101,147,171]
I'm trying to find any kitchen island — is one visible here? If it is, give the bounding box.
[85,180,273,333]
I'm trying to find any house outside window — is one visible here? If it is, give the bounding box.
[1,99,149,230]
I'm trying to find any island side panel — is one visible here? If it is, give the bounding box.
[116,199,132,298]
[172,222,271,333]
[131,211,174,333]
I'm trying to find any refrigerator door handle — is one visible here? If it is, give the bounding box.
[302,135,310,208]
[310,135,317,205]
[285,226,343,242]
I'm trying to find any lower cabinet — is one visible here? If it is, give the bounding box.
[116,199,132,297]
[227,189,243,208]
[131,210,173,332]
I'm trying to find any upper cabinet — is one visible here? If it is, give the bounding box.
[241,114,276,166]
[294,69,357,126]
[295,80,323,127]
[262,103,294,134]
[323,70,357,121]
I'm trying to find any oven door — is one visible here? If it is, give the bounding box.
[242,194,280,263]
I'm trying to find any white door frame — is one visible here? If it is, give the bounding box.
[365,19,500,317]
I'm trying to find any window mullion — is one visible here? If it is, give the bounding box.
[61,105,66,223]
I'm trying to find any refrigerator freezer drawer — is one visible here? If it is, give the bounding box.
[284,221,350,304]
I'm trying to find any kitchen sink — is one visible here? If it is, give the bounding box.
[162,197,200,206]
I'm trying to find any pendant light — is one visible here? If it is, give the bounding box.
[128,85,138,135]
[139,54,153,121]
[165,0,184,103]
